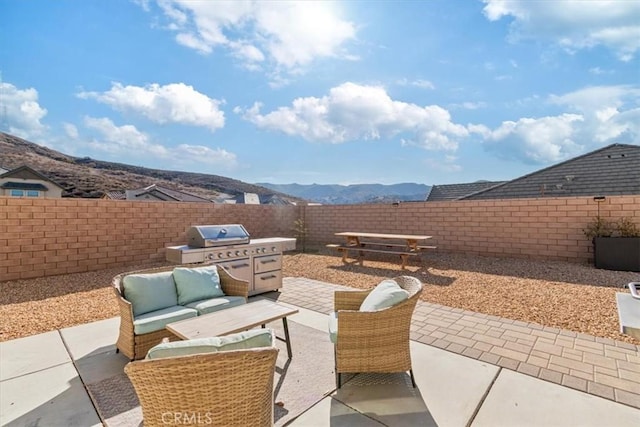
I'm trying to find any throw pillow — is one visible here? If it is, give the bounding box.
[123,271,178,316]
[173,265,224,305]
[359,279,409,312]
[146,329,274,359]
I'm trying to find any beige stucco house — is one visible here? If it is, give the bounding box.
[0,165,65,198]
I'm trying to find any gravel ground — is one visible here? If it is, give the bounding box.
[1,252,638,344]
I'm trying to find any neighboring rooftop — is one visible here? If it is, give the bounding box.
[426,181,506,201]
[427,144,640,202]
[103,184,212,202]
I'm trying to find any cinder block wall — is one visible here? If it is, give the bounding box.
[1,195,638,280]
[303,195,640,262]
[0,198,299,281]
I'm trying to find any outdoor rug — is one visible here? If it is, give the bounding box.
[86,320,336,426]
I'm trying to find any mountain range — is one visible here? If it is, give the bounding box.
[0,132,430,204]
[258,182,431,204]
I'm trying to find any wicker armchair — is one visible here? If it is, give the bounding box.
[332,276,423,388]
[125,342,278,427]
[113,264,249,360]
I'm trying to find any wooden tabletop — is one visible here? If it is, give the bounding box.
[335,231,432,240]
[166,299,299,340]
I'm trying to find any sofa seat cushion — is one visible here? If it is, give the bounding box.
[123,271,178,316]
[173,265,224,305]
[184,295,246,315]
[133,305,198,335]
[359,279,409,312]
[328,311,338,344]
[146,328,274,359]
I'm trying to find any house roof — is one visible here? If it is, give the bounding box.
[0,182,49,191]
[426,181,507,201]
[103,191,126,200]
[0,165,65,189]
[124,184,211,202]
[461,144,640,200]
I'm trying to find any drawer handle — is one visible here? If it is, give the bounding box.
[230,263,250,268]
[260,259,278,264]
[260,274,277,280]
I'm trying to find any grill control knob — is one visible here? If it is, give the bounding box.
[243,250,248,255]
[272,246,276,252]
[218,253,223,258]
[227,252,232,257]
[235,250,240,256]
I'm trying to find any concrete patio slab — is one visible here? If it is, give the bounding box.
[410,340,499,427]
[290,396,384,426]
[74,349,129,385]
[472,369,640,427]
[333,372,437,427]
[0,330,70,381]
[60,316,119,360]
[0,362,101,427]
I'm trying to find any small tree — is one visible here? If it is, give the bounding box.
[292,218,308,252]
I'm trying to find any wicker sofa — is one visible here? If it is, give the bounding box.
[113,264,249,360]
[329,276,423,388]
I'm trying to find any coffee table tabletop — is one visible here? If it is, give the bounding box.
[166,299,299,357]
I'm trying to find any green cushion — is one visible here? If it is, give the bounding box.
[173,265,224,305]
[133,305,198,335]
[185,296,246,315]
[328,311,338,344]
[146,328,274,359]
[359,279,409,312]
[123,271,178,316]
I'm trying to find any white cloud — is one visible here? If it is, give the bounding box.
[83,116,237,168]
[236,82,471,151]
[451,101,487,110]
[549,85,640,143]
[425,155,462,173]
[0,82,48,138]
[485,114,585,163]
[77,82,225,131]
[482,0,640,61]
[396,78,435,90]
[144,1,356,78]
[483,85,640,164]
[63,123,79,139]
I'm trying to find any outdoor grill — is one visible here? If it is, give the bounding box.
[187,224,250,248]
[166,224,296,296]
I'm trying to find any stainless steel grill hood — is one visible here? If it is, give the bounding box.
[187,224,250,248]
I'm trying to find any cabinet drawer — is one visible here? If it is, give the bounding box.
[254,254,282,273]
[253,270,282,293]
[217,258,252,282]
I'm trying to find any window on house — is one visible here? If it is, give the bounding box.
[26,190,40,197]
[10,189,24,197]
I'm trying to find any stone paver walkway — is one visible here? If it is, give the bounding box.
[275,277,640,409]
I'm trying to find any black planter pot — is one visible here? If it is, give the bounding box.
[594,237,640,272]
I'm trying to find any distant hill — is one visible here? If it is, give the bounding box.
[257,182,431,204]
[0,132,300,202]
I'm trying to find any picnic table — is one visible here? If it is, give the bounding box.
[327,231,435,269]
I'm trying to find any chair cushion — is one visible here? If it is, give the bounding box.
[328,311,338,344]
[123,271,178,316]
[146,328,274,359]
[133,305,198,335]
[173,265,224,305]
[184,295,246,315]
[359,279,409,312]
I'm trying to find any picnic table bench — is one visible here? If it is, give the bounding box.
[327,232,436,269]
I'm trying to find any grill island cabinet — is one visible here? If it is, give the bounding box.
[165,237,296,296]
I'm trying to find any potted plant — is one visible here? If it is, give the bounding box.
[584,216,640,272]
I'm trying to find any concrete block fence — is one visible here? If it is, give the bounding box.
[1,195,639,281]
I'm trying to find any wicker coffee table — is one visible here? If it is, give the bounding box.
[166,299,299,358]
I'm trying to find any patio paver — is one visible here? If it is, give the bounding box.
[278,277,640,409]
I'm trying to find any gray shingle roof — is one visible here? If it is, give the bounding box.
[462,144,640,200]
[125,185,211,202]
[426,181,507,201]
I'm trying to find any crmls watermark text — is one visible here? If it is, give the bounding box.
[161,412,213,425]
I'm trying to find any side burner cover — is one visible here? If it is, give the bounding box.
[187,224,250,247]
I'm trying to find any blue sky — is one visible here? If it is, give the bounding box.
[1,0,639,186]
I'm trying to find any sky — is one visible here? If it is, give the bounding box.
[1,0,639,186]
